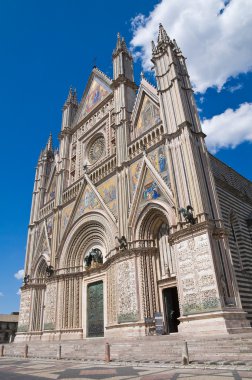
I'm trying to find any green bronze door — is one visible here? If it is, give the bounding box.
[87,281,104,337]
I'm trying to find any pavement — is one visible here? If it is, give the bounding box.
[1,358,252,380]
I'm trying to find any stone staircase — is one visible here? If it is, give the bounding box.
[2,333,252,365]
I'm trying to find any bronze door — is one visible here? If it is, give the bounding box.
[87,281,104,337]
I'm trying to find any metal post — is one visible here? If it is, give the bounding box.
[0,345,4,357]
[105,342,110,363]
[182,341,189,365]
[57,345,61,360]
[24,344,28,358]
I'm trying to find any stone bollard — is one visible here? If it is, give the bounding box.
[57,345,61,360]
[24,344,28,359]
[0,345,4,357]
[105,342,110,363]
[182,341,189,365]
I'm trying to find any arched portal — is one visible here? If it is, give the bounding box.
[57,212,115,334]
[135,204,180,334]
[30,257,47,332]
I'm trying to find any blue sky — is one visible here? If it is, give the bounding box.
[0,0,251,313]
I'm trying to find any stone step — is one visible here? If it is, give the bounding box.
[4,333,252,364]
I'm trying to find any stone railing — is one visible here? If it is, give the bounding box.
[105,240,156,260]
[39,199,55,219]
[128,123,164,160]
[62,178,83,204]
[89,155,116,184]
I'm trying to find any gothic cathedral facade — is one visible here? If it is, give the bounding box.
[17,25,252,341]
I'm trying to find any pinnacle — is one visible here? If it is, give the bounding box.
[116,32,122,50]
[113,32,130,56]
[157,23,170,44]
[64,87,78,107]
[46,132,53,152]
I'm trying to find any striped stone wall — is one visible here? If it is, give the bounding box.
[211,155,252,323]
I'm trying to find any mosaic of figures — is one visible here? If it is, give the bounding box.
[73,185,102,223]
[129,145,169,200]
[130,159,143,196]
[148,145,169,186]
[61,202,75,239]
[143,170,161,201]
[136,95,160,136]
[80,77,111,119]
[98,176,117,216]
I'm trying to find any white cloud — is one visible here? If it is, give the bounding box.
[14,269,24,280]
[226,83,243,93]
[130,0,252,93]
[202,102,252,153]
[0,292,4,297]
[16,289,21,296]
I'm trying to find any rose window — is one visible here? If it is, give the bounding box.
[88,136,105,164]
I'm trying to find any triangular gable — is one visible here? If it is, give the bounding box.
[74,68,112,124]
[131,78,159,129]
[60,174,117,246]
[134,94,160,136]
[128,155,174,228]
[73,183,103,223]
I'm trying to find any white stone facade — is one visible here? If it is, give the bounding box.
[16,26,252,342]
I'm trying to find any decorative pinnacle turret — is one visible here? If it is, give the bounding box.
[113,32,131,57]
[64,87,78,108]
[46,132,53,152]
[157,23,170,44]
[152,24,183,58]
[116,32,122,50]
[44,132,54,160]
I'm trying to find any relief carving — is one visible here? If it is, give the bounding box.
[117,259,138,323]
[18,290,31,332]
[176,233,221,315]
[44,283,57,330]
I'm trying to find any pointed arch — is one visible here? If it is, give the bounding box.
[34,256,48,279]
[134,202,174,241]
[30,256,47,332]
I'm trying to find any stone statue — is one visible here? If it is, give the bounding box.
[84,248,103,268]
[46,265,54,277]
[115,236,128,250]
[179,205,197,225]
[23,274,30,285]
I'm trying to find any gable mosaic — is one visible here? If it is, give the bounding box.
[136,95,160,136]
[80,77,111,120]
